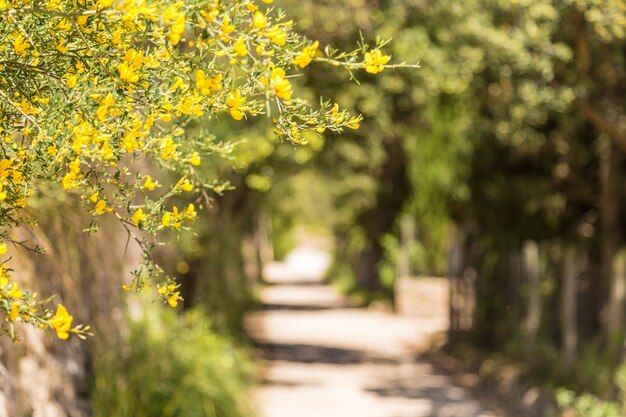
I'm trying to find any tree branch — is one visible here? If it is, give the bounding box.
[577,98,626,154]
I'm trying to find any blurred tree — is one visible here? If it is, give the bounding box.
[271,0,626,393]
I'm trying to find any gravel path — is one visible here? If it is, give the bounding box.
[246,246,501,417]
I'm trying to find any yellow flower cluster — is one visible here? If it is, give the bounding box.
[364,49,391,74]
[157,282,182,307]
[0,253,89,340]
[293,41,319,68]
[0,0,397,340]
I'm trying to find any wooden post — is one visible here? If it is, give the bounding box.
[561,246,578,363]
[607,249,626,337]
[397,215,415,280]
[523,241,541,356]
[448,227,465,334]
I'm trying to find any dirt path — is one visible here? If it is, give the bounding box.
[246,246,501,417]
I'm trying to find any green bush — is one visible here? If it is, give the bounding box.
[555,366,626,417]
[92,303,255,417]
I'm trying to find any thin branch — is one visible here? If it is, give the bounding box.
[0,89,42,133]
[2,7,116,18]
[576,98,626,154]
[0,61,48,75]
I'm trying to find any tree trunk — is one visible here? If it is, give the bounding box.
[356,241,385,291]
[599,137,623,343]
[354,136,409,292]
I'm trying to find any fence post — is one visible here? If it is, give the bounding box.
[561,246,578,363]
[523,240,541,357]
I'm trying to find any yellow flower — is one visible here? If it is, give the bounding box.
[56,38,69,53]
[167,293,179,307]
[160,137,177,160]
[100,141,115,159]
[293,41,319,68]
[124,49,145,70]
[190,152,201,166]
[0,243,6,255]
[364,49,390,74]
[94,199,113,215]
[117,63,139,83]
[253,12,267,29]
[270,67,292,101]
[15,99,39,115]
[161,211,172,228]
[9,303,19,321]
[131,208,147,225]
[195,70,222,95]
[96,105,108,120]
[101,93,115,107]
[9,282,23,298]
[227,89,246,120]
[49,304,73,340]
[0,159,12,180]
[142,175,159,191]
[176,92,204,116]
[169,15,186,45]
[221,15,235,34]
[62,173,77,190]
[57,18,72,32]
[69,158,81,174]
[13,34,29,56]
[200,8,219,23]
[264,25,287,46]
[234,36,247,56]
[329,103,344,123]
[347,117,361,129]
[186,203,197,221]
[161,207,182,229]
[256,43,274,56]
[177,178,194,192]
[67,74,78,88]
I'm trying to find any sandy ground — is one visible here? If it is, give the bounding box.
[246,246,501,417]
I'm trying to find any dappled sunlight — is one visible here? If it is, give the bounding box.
[262,246,332,285]
[248,244,498,417]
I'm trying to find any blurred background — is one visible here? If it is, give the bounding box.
[3,0,626,416]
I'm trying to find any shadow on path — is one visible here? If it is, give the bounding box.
[257,342,399,365]
[260,303,338,312]
[247,243,501,417]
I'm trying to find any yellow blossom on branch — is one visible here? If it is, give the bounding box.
[49,304,73,340]
[132,208,148,225]
[269,67,292,101]
[293,41,319,68]
[142,175,160,191]
[364,49,391,74]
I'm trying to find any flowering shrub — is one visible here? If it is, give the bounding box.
[0,0,406,340]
